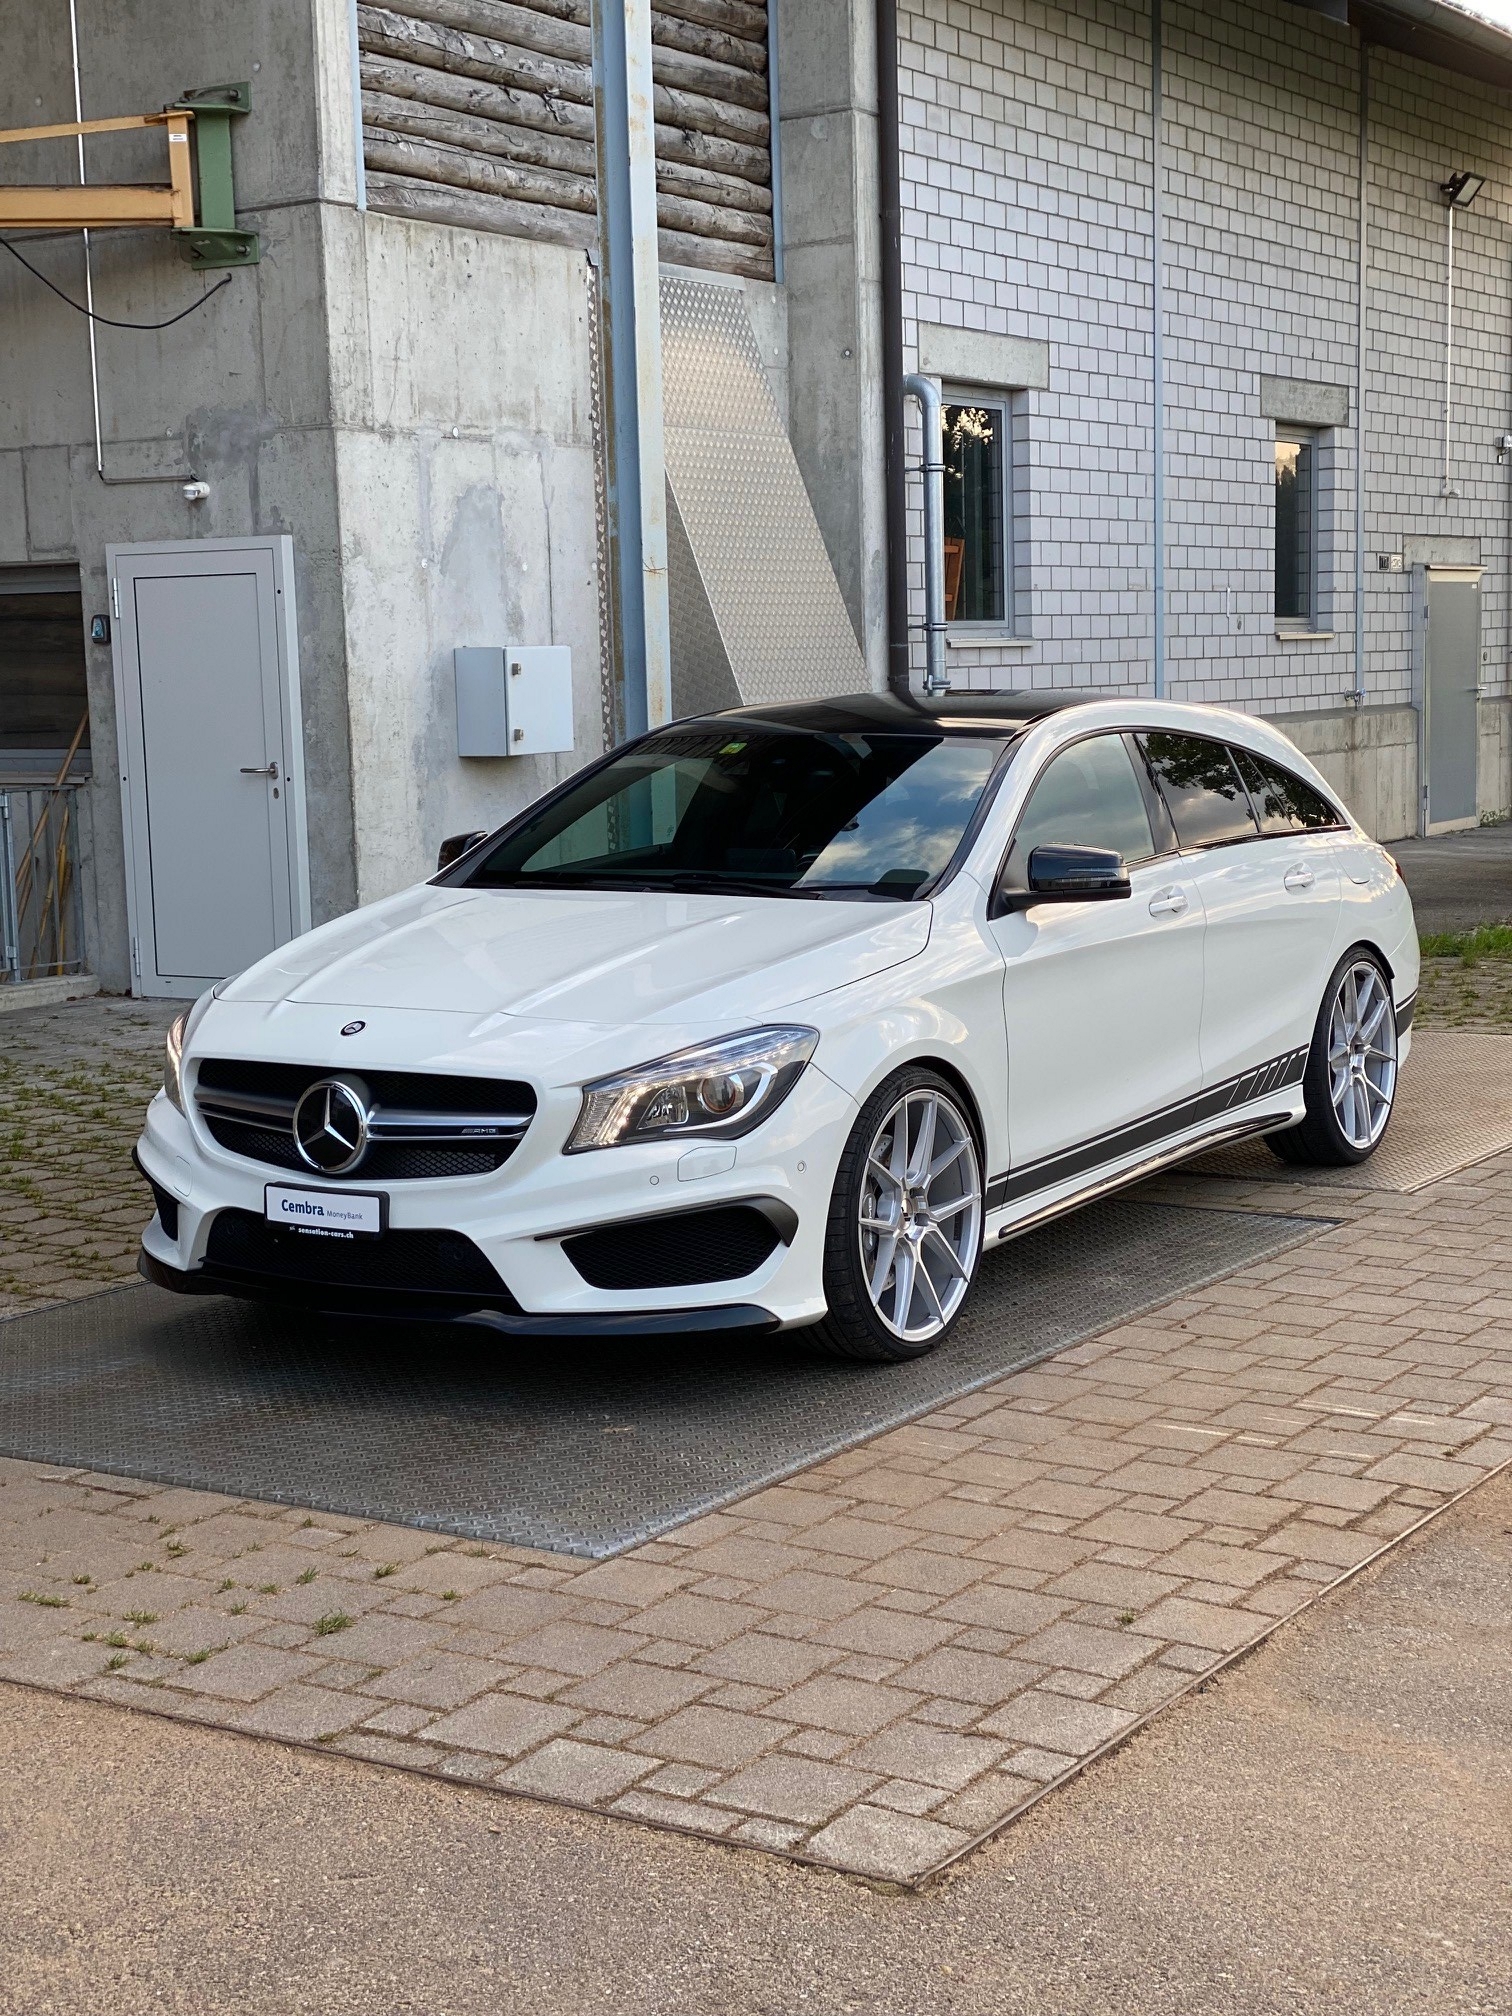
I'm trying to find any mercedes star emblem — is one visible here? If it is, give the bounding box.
[293,1077,370,1175]
[340,1020,365,1037]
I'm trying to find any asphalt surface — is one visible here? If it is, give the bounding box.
[1,1468,1507,2016]
[1392,827,1512,935]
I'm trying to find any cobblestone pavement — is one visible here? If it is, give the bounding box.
[1416,952,1512,1031]
[2,1102,1511,1881]
[0,999,176,1316]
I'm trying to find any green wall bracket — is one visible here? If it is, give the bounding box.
[171,82,258,267]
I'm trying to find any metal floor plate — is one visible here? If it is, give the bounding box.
[1188,1030,1512,1193]
[0,1198,1319,1558]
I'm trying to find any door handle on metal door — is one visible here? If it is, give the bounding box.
[1283,865,1315,891]
[239,762,279,780]
[1148,887,1187,917]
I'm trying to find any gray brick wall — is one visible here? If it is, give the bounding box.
[896,0,1512,719]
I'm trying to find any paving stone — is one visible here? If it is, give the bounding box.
[730,1816,807,1851]
[766,1674,920,1736]
[633,1704,787,1769]
[173,1643,320,1702]
[643,1763,722,1798]
[1157,1539,1286,1589]
[868,1778,946,1816]
[932,1774,1041,1833]
[1010,1621,1163,1680]
[497,1739,653,1804]
[846,1722,1005,1791]
[233,1682,367,1743]
[559,1660,713,1719]
[630,1593,768,1646]
[610,1790,739,1833]
[1132,1596,1266,1653]
[443,1585,577,1638]
[361,1703,433,1736]
[499,1621,648,1678]
[695,1634,836,1689]
[804,1804,972,1881]
[363,1651,499,1710]
[419,1692,579,1758]
[705,1755,877,1825]
[749,1571,870,1620]
[312,1613,448,1667]
[931,1586,1070,1635]
[1045,1563,1183,1609]
[1000,1745,1079,1783]
[977,1690,1136,1753]
[892,1646,1044,1705]
[810,1608,957,1660]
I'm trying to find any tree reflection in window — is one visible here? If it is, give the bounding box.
[1139,733,1258,850]
[943,401,1006,624]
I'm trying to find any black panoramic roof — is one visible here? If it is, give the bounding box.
[689,689,1092,737]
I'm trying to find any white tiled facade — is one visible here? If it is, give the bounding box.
[896,0,1512,766]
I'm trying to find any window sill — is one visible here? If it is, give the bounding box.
[1274,628,1334,642]
[946,632,1032,650]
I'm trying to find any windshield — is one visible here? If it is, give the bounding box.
[462,726,1004,899]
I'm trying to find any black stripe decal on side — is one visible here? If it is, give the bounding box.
[1397,991,1416,1031]
[986,1045,1308,1211]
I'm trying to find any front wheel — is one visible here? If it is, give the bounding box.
[806,1068,984,1362]
[1267,949,1398,1167]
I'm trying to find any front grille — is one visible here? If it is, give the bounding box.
[563,1206,781,1291]
[204,1209,516,1303]
[193,1059,535,1182]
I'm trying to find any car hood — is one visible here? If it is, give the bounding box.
[218,883,932,1027]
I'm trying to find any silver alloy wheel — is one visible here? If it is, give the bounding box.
[858,1088,982,1343]
[1328,959,1397,1149]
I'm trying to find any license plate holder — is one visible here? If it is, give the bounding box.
[264,1184,388,1239]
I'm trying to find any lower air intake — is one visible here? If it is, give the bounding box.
[563,1205,781,1291]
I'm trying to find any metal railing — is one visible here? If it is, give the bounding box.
[0,784,88,984]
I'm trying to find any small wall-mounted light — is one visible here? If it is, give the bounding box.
[1441,170,1486,209]
[181,479,210,503]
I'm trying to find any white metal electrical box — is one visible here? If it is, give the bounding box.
[454,645,574,758]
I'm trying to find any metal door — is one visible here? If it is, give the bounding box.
[108,537,309,998]
[1422,566,1481,833]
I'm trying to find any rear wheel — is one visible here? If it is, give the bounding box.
[807,1068,983,1363]
[1266,949,1397,1167]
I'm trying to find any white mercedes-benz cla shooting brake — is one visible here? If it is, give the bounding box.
[136,693,1417,1363]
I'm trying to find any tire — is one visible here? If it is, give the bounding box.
[1266,947,1398,1167]
[806,1067,984,1363]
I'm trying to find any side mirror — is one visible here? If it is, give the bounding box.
[1022,843,1131,903]
[436,829,487,874]
[999,842,1128,915]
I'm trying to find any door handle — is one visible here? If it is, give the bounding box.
[1148,887,1187,917]
[239,762,279,780]
[1283,866,1315,892]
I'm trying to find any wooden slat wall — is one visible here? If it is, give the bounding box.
[356,0,774,279]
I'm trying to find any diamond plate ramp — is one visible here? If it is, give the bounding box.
[1188,1030,1512,1192]
[0,1198,1318,1558]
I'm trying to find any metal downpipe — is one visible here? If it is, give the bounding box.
[875,0,910,695]
[903,373,948,695]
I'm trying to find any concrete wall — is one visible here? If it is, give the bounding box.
[323,212,606,903]
[891,0,1512,828]
[776,0,889,685]
[0,0,360,990]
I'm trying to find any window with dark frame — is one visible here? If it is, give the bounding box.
[942,396,1008,628]
[1274,428,1317,630]
[0,567,90,778]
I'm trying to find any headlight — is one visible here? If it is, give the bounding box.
[565,1026,818,1153]
[163,1009,189,1113]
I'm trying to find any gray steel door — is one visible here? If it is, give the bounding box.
[109,538,309,999]
[1425,567,1481,831]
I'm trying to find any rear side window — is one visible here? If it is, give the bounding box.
[1231,748,1342,835]
[1008,733,1158,874]
[1138,733,1258,850]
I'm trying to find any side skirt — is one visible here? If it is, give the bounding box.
[985,1104,1302,1247]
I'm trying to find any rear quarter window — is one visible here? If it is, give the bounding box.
[1231,747,1343,835]
[1137,733,1258,850]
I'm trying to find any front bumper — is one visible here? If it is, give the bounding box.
[135,1060,857,1333]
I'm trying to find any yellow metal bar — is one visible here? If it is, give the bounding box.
[0,185,179,228]
[0,110,170,147]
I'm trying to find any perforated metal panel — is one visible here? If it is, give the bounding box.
[0,1199,1316,1558]
[661,274,866,713]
